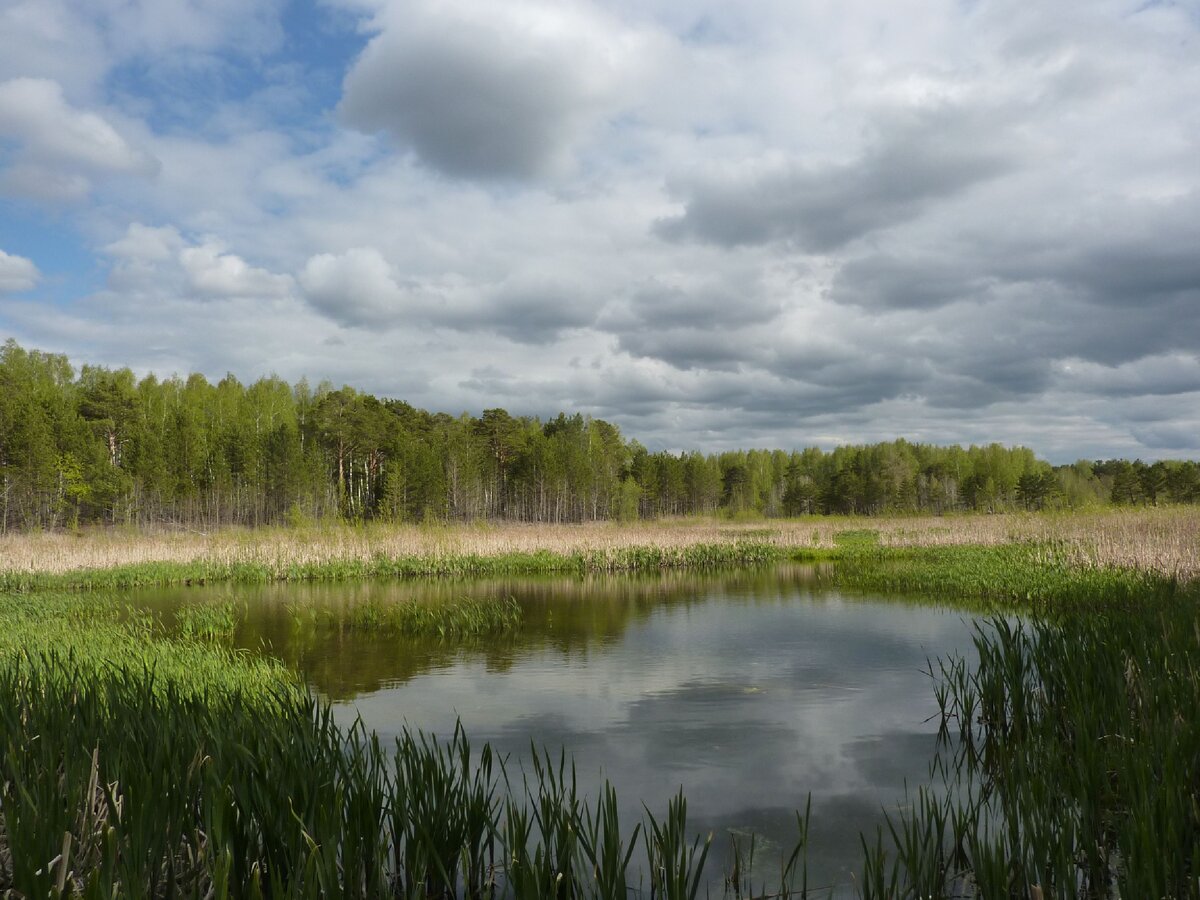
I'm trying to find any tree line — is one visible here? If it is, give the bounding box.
[1,340,1197,532]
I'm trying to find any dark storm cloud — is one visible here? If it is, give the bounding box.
[762,350,933,412]
[573,364,917,424]
[830,254,994,310]
[656,108,1016,251]
[1035,238,1200,309]
[617,327,749,371]
[812,186,1200,432]
[920,357,1055,408]
[823,267,1200,408]
[1054,355,1200,399]
[610,281,781,331]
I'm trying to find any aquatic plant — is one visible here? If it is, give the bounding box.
[286,594,523,639]
[858,589,1200,898]
[0,541,786,593]
[176,601,240,643]
[0,651,761,900]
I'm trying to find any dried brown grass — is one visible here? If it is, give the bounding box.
[1,508,1197,581]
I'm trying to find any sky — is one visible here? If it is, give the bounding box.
[0,0,1197,462]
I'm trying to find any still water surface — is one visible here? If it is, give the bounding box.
[132,565,980,894]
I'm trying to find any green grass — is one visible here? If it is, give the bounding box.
[176,601,241,643]
[0,542,786,594]
[857,590,1200,898]
[793,530,1182,612]
[286,594,523,638]
[0,592,298,705]
[0,649,753,899]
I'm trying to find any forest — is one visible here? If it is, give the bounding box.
[1,339,1197,532]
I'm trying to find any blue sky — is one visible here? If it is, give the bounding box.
[0,0,1198,461]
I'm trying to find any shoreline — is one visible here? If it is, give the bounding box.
[2,507,1197,592]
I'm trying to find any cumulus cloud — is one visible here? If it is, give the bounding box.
[102,224,187,292]
[0,250,40,293]
[339,0,651,179]
[105,223,186,262]
[98,223,293,302]
[180,242,292,298]
[300,247,596,340]
[0,77,158,200]
[0,78,157,174]
[300,247,413,325]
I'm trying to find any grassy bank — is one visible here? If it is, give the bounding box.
[3,507,1197,583]
[0,592,299,703]
[0,541,786,593]
[2,507,1198,597]
[808,536,1184,611]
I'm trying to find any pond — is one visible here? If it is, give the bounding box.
[130,564,981,895]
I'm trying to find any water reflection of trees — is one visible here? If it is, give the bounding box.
[218,564,837,699]
[131,562,961,701]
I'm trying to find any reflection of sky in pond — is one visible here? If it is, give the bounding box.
[129,568,980,894]
[342,585,975,892]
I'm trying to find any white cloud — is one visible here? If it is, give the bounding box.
[180,241,292,298]
[104,223,185,262]
[0,78,158,176]
[0,1,109,95]
[99,223,292,301]
[0,0,285,95]
[299,247,413,325]
[0,163,92,202]
[0,249,39,293]
[0,77,159,201]
[339,0,657,179]
[96,0,285,60]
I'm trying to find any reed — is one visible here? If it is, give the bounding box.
[3,508,1197,586]
[0,650,801,900]
[176,601,240,643]
[0,592,298,703]
[0,542,788,594]
[857,587,1200,898]
[287,594,523,638]
[816,540,1179,611]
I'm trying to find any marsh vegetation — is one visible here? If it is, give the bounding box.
[2,515,1199,897]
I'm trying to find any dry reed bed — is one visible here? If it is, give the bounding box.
[1,508,1197,580]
